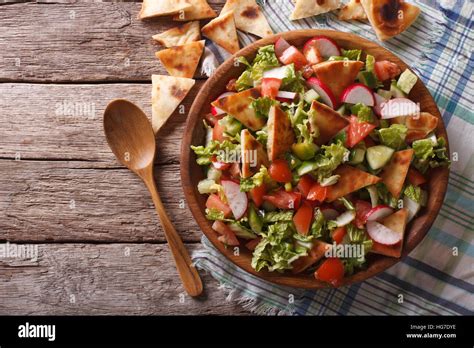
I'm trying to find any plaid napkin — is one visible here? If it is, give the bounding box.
[192,0,474,315]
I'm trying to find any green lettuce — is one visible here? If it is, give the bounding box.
[343,48,362,61]
[311,141,349,182]
[310,208,327,239]
[251,97,277,119]
[255,128,268,146]
[351,103,374,123]
[376,182,398,208]
[403,184,424,204]
[239,166,271,192]
[235,45,280,91]
[412,137,451,173]
[263,210,294,223]
[365,54,375,72]
[378,124,407,150]
[281,64,306,93]
[191,140,239,165]
[343,224,373,275]
[205,208,227,221]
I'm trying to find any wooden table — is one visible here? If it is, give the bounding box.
[0,0,249,315]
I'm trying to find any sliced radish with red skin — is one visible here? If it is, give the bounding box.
[306,77,337,109]
[367,221,402,245]
[276,91,297,100]
[380,98,420,119]
[365,205,394,222]
[274,37,291,57]
[334,210,356,227]
[279,46,308,69]
[403,196,420,222]
[303,40,324,65]
[341,83,375,106]
[374,93,387,117]
[321,207,339,220]
[263,66,288,80]
[304,36,341,58]
[211,92,236,116]
[221,180,248,219]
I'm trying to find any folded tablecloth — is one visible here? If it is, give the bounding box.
[192,0,474,315]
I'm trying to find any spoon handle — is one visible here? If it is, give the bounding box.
[143,172,203,297]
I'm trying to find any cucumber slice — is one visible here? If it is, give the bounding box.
[303,89,319,104]
[349,147,366,165]
[390,81,406,98]
[248,204,263,234]
[376,89,392,100]
[366,145,394,170]
[397,69,418,94]
[228,222,257,240]
[297,161,320,176]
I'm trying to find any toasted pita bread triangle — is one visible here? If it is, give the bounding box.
[201,11,240,54]
[292,240,331,274]
[267,105,295,161]
[152,21,201,48]
[172,0,217,21]
[309,100,349,145]
[290,0,341,20]
[221,0,273,38]
[155,40,205,78]
[380,149,414,198]
[151,75,195,133]
[211,88,265,130]
[326,164,381,201]
[139,0,191,19]
[361,0,420,41]
[370,208,407,257]
[313,60,364,99]
[405,112,439,143]
[339,0,367,20]
[241,129,270,178]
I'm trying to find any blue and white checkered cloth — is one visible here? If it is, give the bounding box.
[192,0,474,315]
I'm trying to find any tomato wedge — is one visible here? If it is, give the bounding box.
[314,258,345,286]
[293,201,314,235]
[407,167,427,186]
[249,184,266,208]
[212,221,239,246]
[374,60,401,81]
[297,174,316,198]
[261,78,282,99]
[331,226,347,244]
[269,159,292,183]
[278,46,308,70]
[354,200,372,228]
[346,115,376,148]
[245,237,261,251]
[307,183,327,202]
[206,194,232,218]
[263,189,302,210]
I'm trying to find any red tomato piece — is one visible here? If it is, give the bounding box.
[274,37,291,57]
[269,159,293,183]
[346,115,377,148]
[278,46,308,70]
[301,65,314,79]
[206,194,232,218]
[307,183,328,202]
[211,156,231,170]
[297,174,316,198]
[212,221,240,246]
[293,201,314,235]
[315,258,345,286]
[263,189,302,210]
[354,200,372,228]
[407,167,427,186]
[261,78,282,99]
[245,237,261,251]
[331,226,347,244]
[374,60,402,81]
[249,184,266,208]
[303,40,324,65]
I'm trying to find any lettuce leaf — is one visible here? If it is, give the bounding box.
[235,45,280,91]
[191,140,239,165]
[310,208,327,239]
[403,184,423,204]
[263,210,294,223]
[342,48,362,61]
[311,141,349,182]
[376,182,398,208]
[281,64,306,93]
[351,103,374,123]
[412,136,451,173]
[378,124,407,150]
[239,166,270,192]
[251,97,277,119]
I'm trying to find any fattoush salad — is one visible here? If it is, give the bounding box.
[191,35,450,286]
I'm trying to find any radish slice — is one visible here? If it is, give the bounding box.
[306,77,337,109]
[221,180,248,219]
[276,91,297,100]
[380,98,420,119]
[211,92,235,116]
[274,37,291,57]
[263,66,288,80]
[374,93,387,117]
[341,83,375,106]
[367,221,402,245]
[334,210,356,227]
[304,36,341,58]
[321,207,339,220]
[365,205,394,222]
[403,196,420,222]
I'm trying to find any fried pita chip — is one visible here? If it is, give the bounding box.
[370,208,407,257]
[313,60,364,99]
[155,40,205,78]
[361,0,420,41]
[152,21,201,47]
[267,105,295,161]
[326,164,381,201]
[201,11,240,54]
[221,0,273,38]
[172,0,217,21]
[292,240,331,274]
[290,0,341,20]
[151,75,195,133]
[380,149,414,198]
[309,100,349,145]
[241,129,270,178]
[211,88,265,130]
[405,112,439,143]
[139,0,191,19]
[339,0,367,20]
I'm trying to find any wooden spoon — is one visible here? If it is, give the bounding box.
[103,99,203,297]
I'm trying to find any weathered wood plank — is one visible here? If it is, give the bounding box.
[0,82,207,164]
[0,1,226,82]
[0,161,208,242]
[0,243,247,315]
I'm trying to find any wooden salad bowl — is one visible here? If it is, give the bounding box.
[180,29,449,289]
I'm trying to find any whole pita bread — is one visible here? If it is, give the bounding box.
[201,11,240,54]
[221,0,273,38]
[152,21,201,48]
[151,75,195,133]
[361,0,420,41]
[290,0,341,20]
[155,40,205,78]
[339,0,367,20]
[313,60,364,99]
[139,0,191,19]
[172,0,217,21]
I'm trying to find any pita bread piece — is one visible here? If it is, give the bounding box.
[139,0,191,19]
[380,149,414,198]
[326,164,381,201]
[292,240,331,274]
[211,88,265,130]
[290,0,341,20]
[267,105,295,161]
[172,0,217,21]
[155,40,205,78]
[151,75,195,133]
[370,208,408,257]
[313,60,364,99]
[221,0,273,38]
[309,100,349,145]
[201,11,240,54]
[241,129,270,178]
[405,112,439,143]
[361,0,421,41]
[339,0,367,20]
[152,21,201,48]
